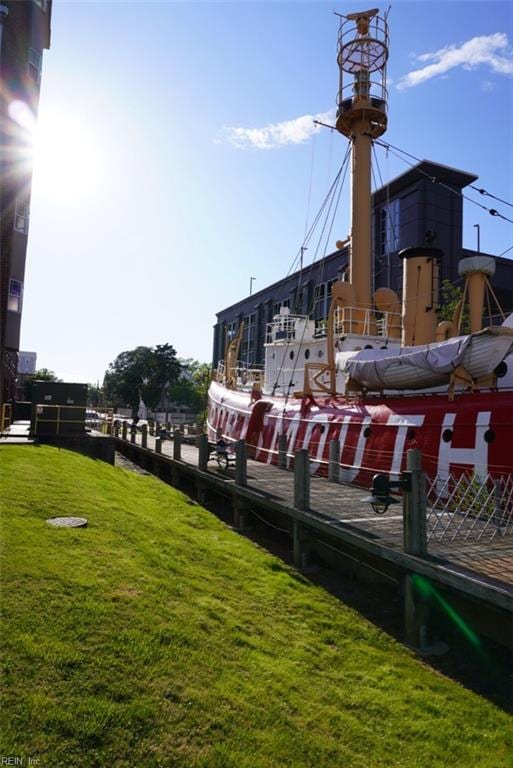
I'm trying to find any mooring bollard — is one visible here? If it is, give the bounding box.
[155,436,162,455]
[130,425,137,444]
[173,429,182,461]
[328,439,340,483]
[141,424,148,449]
[198,433,209,470]
[149,422,154,437]
[278,433,288,469]
[235,439,247,487]
[294,449,310,511]
[122,421,128,441]
[195,424,203,447]
[114,423,120,438]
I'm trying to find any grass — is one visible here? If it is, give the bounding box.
[0,445,512,768]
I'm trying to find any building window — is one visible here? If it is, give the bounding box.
[241,313,256,364]
[8,280,23,313]
[379,199,400,256]
[14,199,30,234]
[273,299,290,316]
[313,283,326,321]
[226,320,238,343]
[28,48,42,83]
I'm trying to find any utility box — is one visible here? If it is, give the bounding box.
[31,382,87,436]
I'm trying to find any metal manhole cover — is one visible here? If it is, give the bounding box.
[46,517,88,528]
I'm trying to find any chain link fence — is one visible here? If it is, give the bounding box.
[426,473,513,543]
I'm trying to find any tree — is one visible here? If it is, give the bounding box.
[23,368,61,401]
[437,280,471,334]
[103,344,181,413]
[87,383,103,408]
[167,359,211,424]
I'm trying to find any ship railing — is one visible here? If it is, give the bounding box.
[216,360,226,380]
[333,306,401,338]
[336,80,389,116]
[266,314,310,344]
[215,360,264,389]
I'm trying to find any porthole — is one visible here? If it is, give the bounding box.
[363,427,372,439]
[442,429,453,443]
[484,429,495,443]
[289,350,295,360]
[494,361,508,378]
[407,429,416,441]
[305,349,310,360]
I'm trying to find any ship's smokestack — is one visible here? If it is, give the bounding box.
[400,246,442,346]
[458,255,496,334]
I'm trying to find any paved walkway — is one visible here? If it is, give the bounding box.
[124,430,513,594]
[0,420,32,444]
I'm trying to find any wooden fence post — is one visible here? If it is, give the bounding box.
[402,449,446,656]
[141,424,148,449]
[173,429,182,461]
[122,421,128,441]
[294,449,310,511]
[198,434,209,471]
[155,437,162,455]
[293,520,311,571]
[235,440,247,487]
[403,449,427,557]
[328,439,340,483]
[130,425,136,444]
[278,434,288,469]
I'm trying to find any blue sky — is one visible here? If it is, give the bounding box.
[22,1,513,383]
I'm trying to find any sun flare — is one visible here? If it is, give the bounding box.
[32,109,99,199]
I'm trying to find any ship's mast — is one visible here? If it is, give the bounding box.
[335,9,389,334]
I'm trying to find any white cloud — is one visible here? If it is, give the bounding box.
[397,32,513,90]
[221,109,335,150]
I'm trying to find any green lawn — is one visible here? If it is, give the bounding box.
[0,445,512,768]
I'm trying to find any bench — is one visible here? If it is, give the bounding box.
[208,442,236,470]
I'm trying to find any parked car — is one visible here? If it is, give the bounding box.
[85,410,102,428]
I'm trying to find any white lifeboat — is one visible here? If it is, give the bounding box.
[336,325,513,391]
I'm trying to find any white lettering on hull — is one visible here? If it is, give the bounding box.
[285,413,303,469]
[437,411,491,480]
[340,416,371,483]
[387,414,426,478]
[301,413,331,473]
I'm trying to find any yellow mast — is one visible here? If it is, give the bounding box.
[335,8,389,334]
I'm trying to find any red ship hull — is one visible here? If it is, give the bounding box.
[208,381,513,486]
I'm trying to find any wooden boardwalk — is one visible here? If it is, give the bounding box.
[131,432,513,596]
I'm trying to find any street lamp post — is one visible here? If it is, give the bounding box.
[473,223,481,253]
